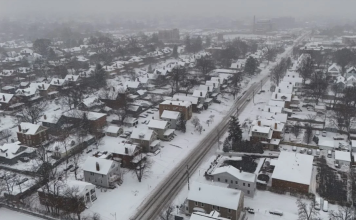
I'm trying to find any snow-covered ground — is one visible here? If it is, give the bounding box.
[0,208,44,220]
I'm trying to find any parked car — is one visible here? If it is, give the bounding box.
[327,150,332,158]
[315,130,320,136]
[299,148,306,154]
[247,208,255,214]
[213,99,221,104]
[307,149,312,155]
[323,200,328,212]
[64,165,74,172]
[316,149,320,155]
[119,133,128,138]
[333,135,344,140]
[141,120,147,124]
[315,197,321,210]
[292,146,297,151]
[269,209,283,216]
[322,131,327,137]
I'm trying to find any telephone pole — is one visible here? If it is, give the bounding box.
[186,164,190,190]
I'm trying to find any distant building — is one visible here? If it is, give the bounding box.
[253,16,273,34]
[342,36,356,45]
[158,29,180,42]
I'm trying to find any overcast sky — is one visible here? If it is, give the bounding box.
[0,0,355,21]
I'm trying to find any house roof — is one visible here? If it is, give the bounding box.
[190,211,230,220]
[0,93,14,104]
[268,100,285,108]
[193,90,208,98]
[161,110,180,120]
[211,165,256,182]
[259,112,288,124]
[148,119,168,129]
[0,141,34,159]
[335,151,351,162]
[100,142,138,156]
[160,100,192,107]
[271,151,313,185]
[19,122,43,135]
[124,81,140,89]
[188,182,242,210]
[262,106,283,113]
[328,63,341,73]
[50,78,67,86]
[64,74,80,82]
[172,95,198,105]
[30,83,51,91]
[106,126,122,134]
[38,179,95,197]
[130,128,155,141]
[64,110,106,121]
[271,92,292,102]
[82,157,117,175]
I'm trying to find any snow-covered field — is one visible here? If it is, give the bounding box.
[0,208,43,220]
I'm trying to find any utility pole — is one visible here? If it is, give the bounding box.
[260,80,262,91]
[186,164,190,190]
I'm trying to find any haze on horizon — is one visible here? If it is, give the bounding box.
[0,0,355,21]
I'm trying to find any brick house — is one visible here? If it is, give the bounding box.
[186,182,244,220]
[38,180,97,215]
[271,152,313,193]
[249,119,284,150]
[159,100,192,120]
[0,93,19,110]
[62,110,107,134]
[17,122,49,147]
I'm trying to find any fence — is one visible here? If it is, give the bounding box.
[0,203,59,220]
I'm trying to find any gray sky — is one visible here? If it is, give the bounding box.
[0,0,355,20]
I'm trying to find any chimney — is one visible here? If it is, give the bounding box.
[278,89,281,93]
[44,115,47,120]
[274,123,277,129]
[72,76,74,80]
[199,187,201,191]
[125,147,128,154]
[57,79,59,84]
[2,95,5,101]
[258,121,261,126]
[96,162,100,171]
[18,125,21,132]
[200,91,202,96]
[170,102,172,105]
[42,84,44,89]
[113,87,115,92]
[268,108,270,112]
[213,83,216,87]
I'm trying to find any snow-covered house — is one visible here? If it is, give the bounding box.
[186,182,244,220]
[147,119,174,141]
[78,97,104,111]
[159,100,193,120]
[318,139,336,151]
[124,81,141,93]
[130,128,158,152]
[192,90,209,105]
[271,92,292,108]
[123,117,138,127]
[0,141,36,165]
[335,151,351,167]
[328,63,341,77]
[271,151,313,193]
[160,110,180,129]
[16,122,49,147]
[38,179,97,213]
[0,93,18,110]
[64,74,80,84]
[83,157,121,188]
[100,143,140,167]
[105,126,123,137]
[211,165,257,197]
[249,119,284,150]
[50,78,67,89]
[172,95,201,112]
[346,76,356,87]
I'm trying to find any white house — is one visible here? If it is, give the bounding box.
[211,165,257,197]
[160,110,180,129]
[335,151,351,167]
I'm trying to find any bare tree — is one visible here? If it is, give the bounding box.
[297,57,314,84]
[329,206,355,220]
[296,198,319,220]
[159,204,175,220]
[292,122,302,138]
[191,116,200,128]
[196,57,215,80]
[63,186,86,220]
[304,123,313,144]
[305,72,328,105]
[330,83,343,109]
[271,58,288,86]
[130,153,153,182]
[19,101,48,124]
[195,123,203,134]
[0,129,12,142]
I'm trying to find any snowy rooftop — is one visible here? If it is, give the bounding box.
[211,165,256,182]
[259,112,288,124]
[161,110,180,120]
[130,128,155,141]
[193,90,208,98]
[64,110,106,121]
[19,122,43,135]
[38,179,95,197]
[0,141,35,159]
[0,93,14,104]
[82,157,116,175]
[272,151,313,185]
[106,126,122,134]
[100,142,138,156]
[262,105,283,113]
[160,100,192,107]
[148,119,168,129]
[172,95,198,105]
[335,151,351,162]
[188,182,242,210]
[268,100,285,108]
[271,92,292,102]
[190,211,229,220]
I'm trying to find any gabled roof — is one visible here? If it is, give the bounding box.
[160,100,192,107]
[64,74,80,82]
[0,93,14,104]
[100,142,138,156]
[130,128,155,141]
[328,63,341,73]
[19,122,44,135]
[82,157,117,175]
[192,90,208,98]
[148,119,169,129]
[172,95,198,105]
[211,166,256,182]
[30,83,51,91]
[124,81,140,89]
[161,110,180,120]
[188,182,242,210]
[50,78,67,86]
[106,126,122,134]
